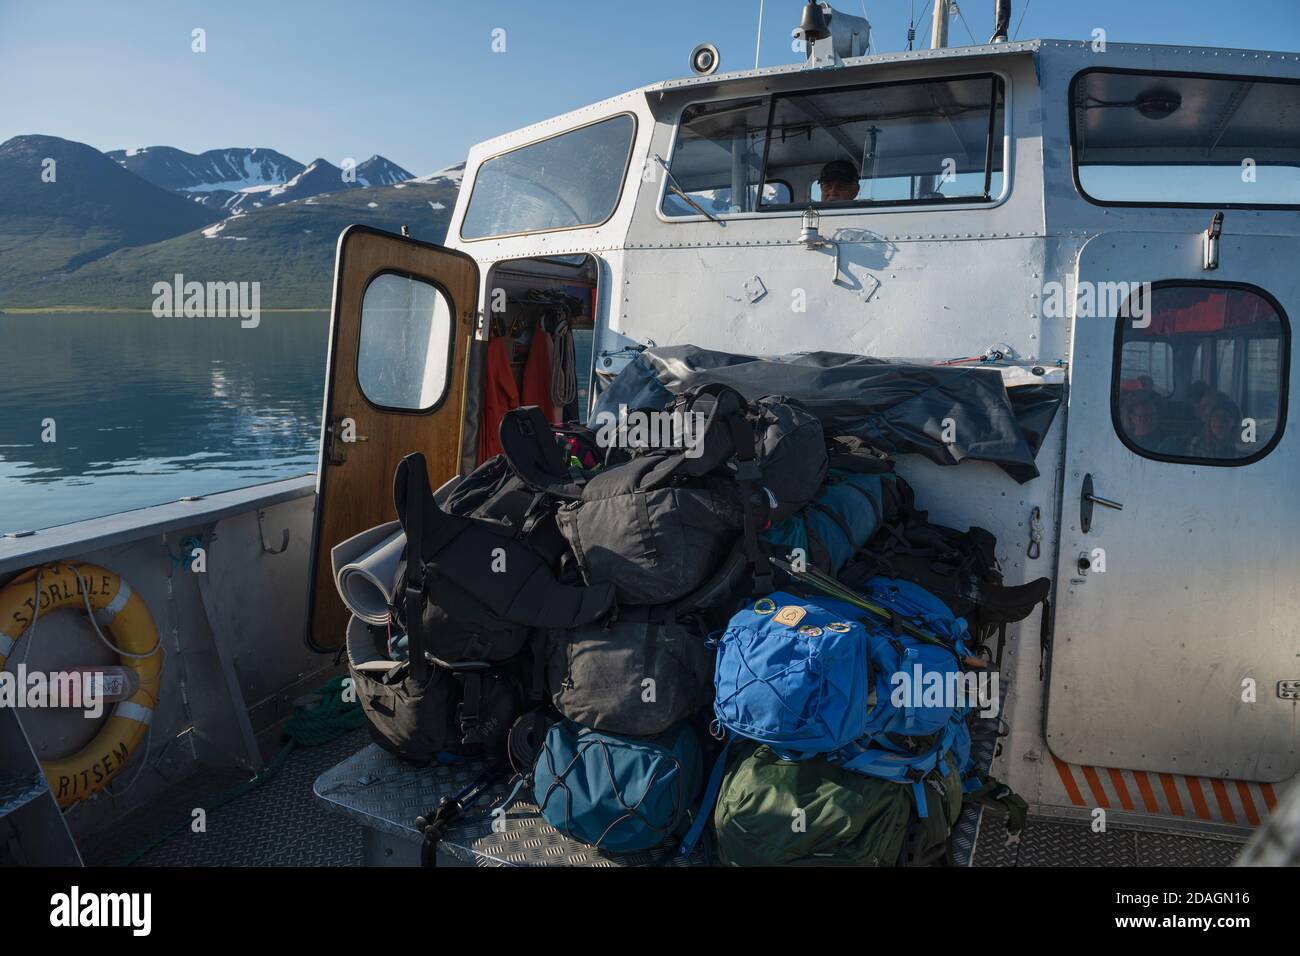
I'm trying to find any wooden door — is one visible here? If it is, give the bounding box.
[305,225,479,651]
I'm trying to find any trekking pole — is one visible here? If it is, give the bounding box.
[415,761,509,867]
[768,557,983,666]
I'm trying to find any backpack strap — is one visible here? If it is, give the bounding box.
[961,773,1029,837]
[671,546,749,615]
[835,717,965,816]
[678,733,735,858]
[810,502,856,551]
[448,661,491,746]
[716,403,772,596]
[804,526,833,575]
[398,453,432,684]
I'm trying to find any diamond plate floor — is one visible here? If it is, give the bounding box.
[315,743,710,867]
[88,729,370,867]
[971,815,1244,867]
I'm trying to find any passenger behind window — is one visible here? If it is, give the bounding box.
[1120,390,1180,455]
[1164,380,1214,448]
[1188,395,1245,459]
[817,160,861,203]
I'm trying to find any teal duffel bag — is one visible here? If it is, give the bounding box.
[532,719,703,853]
[764,443,900,575]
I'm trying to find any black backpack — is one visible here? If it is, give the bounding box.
[345,615,528,762]
[839,476,1050,663]
[556,384,826,604]
[392,450,615,665]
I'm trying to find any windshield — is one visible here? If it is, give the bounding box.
[661,74,1005,216]
[461,114,636,239]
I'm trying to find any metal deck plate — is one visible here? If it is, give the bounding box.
[102,729,369,867]
[0,772,47,818]
[971,816,1243,867]
[313,743,710,867]
[952,676,1244,868]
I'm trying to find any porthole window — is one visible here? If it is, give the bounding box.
[356,272,454,412]
[1113,283,1289,465]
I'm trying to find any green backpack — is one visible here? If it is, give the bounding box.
[713,742,916,867]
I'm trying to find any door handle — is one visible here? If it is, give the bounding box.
[325,417,368,466]
[1080,473,1123,533]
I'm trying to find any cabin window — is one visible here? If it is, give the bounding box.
[1072,70,1300,207]
[1112,282,1289,464]
[661,74,1006,217]
[461,114,637,240]
[356,272,454,412]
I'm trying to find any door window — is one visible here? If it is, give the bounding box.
[1112,283,1289,463]
[356,272,454,411]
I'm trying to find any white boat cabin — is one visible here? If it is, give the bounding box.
[315,33,1300,834]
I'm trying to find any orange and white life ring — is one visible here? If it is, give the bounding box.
[0,563,163,808]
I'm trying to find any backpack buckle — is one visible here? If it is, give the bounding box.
[456,702,483,745]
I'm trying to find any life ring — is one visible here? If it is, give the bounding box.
[0,563,163,809]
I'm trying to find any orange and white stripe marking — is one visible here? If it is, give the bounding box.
[1051,754,1279,827]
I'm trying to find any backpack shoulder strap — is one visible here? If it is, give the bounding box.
[394,453,432,682]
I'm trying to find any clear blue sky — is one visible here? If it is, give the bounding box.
[2,0,1298,176]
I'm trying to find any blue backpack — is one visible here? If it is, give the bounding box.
[531,719,703,853]
[831,576,978,811]
[712,593,871,759]
[858,575,975,739]
[683,584,1018,858]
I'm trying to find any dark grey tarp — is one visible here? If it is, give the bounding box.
[590,345,1063,484]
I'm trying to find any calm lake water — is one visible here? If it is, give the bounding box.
[0,311,329,533]
[0,312,597,534]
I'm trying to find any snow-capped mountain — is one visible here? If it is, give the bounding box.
[106,145,416,213]
[410,162,466,186]
[355,155,414,186]
[0,134,461,309]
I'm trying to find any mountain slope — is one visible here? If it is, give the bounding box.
[0,135,220,300]
[1,178,459,309]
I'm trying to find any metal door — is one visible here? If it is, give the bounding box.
[1047,230,1298,782]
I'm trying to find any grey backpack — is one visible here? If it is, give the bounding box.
[545,549,748,736]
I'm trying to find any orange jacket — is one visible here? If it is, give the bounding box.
[522,326,559,424]
[478,334,520,462]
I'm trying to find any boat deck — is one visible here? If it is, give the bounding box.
[81,669,1245,868]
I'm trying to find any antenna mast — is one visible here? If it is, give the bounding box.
[754,0,764,68]
[931,0,950,49]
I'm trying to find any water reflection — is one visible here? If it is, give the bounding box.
[0,311,328,532]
